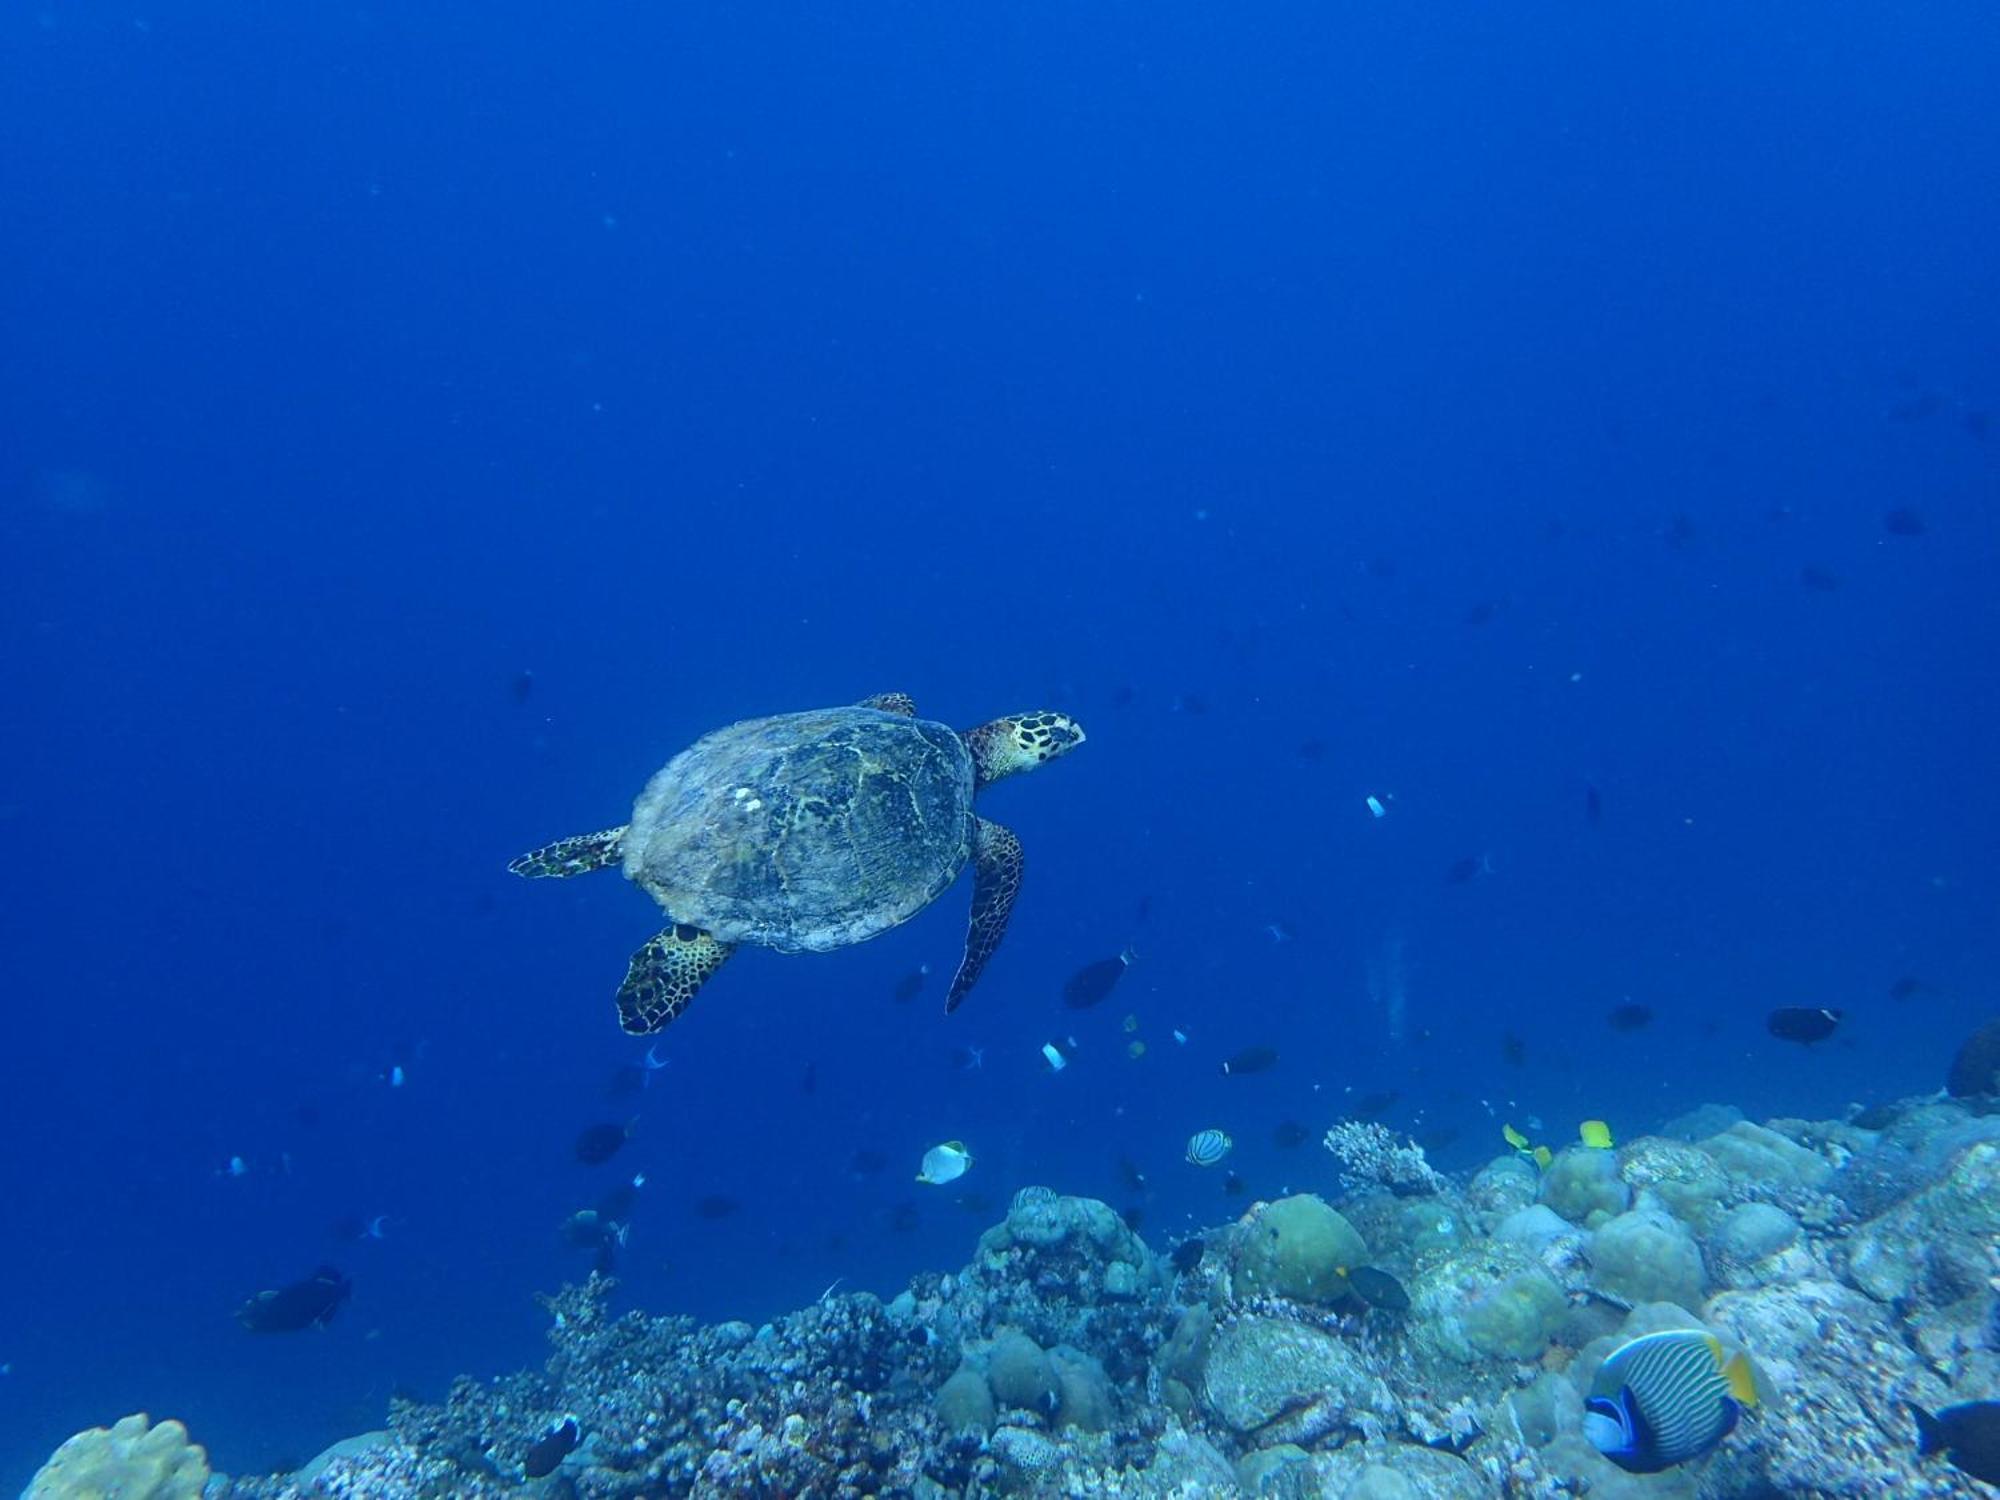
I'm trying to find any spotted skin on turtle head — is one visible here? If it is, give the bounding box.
[858,692,919,717]
[617,924,735,1034]
[947,817,1023,1011]
[965,712,1086,788]
[509,828,627,879]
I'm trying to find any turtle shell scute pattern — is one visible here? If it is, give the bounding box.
[621,707,975,953]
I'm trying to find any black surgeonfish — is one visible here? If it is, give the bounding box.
[522,1416,580,1479]
[1220,1045,1279,1076]
[1766,1007,1842,1044]
[238,1265,352,1333]
[1912,1401,2000,1486]
[1062,950,1135,1009]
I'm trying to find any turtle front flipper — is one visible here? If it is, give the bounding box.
[617,924,735,1035]
[946,817,1024,1012]
[509,827,628,879]
[858,692,918,716]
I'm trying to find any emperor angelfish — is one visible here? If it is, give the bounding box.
[1584,1329,1759,1472]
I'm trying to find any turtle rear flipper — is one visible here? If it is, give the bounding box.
[618,924,735,1034]
[946,817,1023,1011]
[509,827,628,879]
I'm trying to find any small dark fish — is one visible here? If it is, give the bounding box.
[956,1191,996,1216]
[238,1266,351,1333]
[1501,1032,1527,1067]
[1945,1018,2000,1098]
[1170,1237,1206,1274]
[1608,1002,1655,1033]
[1662,513,1698,548]
[1889,391,1946,422]
[1416,1125,1461,1151]
[1444,855,1489,884]
[1173,693,1209,715]
[1462,600,1499,627]
[888,1202,921,1234]
[1344,1265,1410,1313]
[1882,506,1925,537]
[1799,565,1842,593]
[799,1061,818,1095]
[1121,1205,1146,1232]
[574,1121,633,1165]
[1585,784,1603,825]
[694,1194,739,1220]
[1913,1401,2000,1486]
[1888,976,1925,1002]
[1353,1089,1399,1119]
[1111,684,1136,707]
[1272,1119,1311,1149]
[522,1416,579,1479]
[1134,894,1153,926]
[511,670,536,704]
[1767,1006,1843,1044]
[1851,1101,1903,1131]
[848,1148,888,1177]
[1296,738,1329,761]
[1063,950,1135,1009]
[605,1064,648,1098]
[891,965,929,1003]
[1220,1045,1279,1076]
[1116,1155,1148,1191]
[1222,1171,1247,1197]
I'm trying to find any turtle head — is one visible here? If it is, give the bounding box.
[966,712,1086,788]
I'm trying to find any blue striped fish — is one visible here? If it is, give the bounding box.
[1583,1329,1759,1473]
[1185,1129,1233,1166]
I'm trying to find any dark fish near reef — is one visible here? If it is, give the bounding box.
[891,965,929,1003]
[1462,599,1499,626]
[1116,1156,1148,1191]
[1222,1171,1247,1197]
[1501,1032,1527,1067]
[1344,1266,1410,1313]
[1912,1400,2000,1486]
[1767,1007,1842,1044]
[694,1194,740,1220]
[1800,565,1842,593]
[889,1202,921,1234]
[596,1181,641,1222]
[1946,1018,2000,1098]
[1272,1119,1311,1149]
[238,1266,352,1333]
[1352,1089,1399,1119]
[848,1148,889,1177]
[574,1121,633,1164]
[1062,950,1135,1009]
[1221,1045,1279,1076]
[1170,1238,1205,1274]
[1888,975,1926,1002]
[522,1416,579,1479]
[1584,1329,1759,1472]
[1607,1002,1655,1033]
[1120,1205,1145,1232]
[1882,506,1926,537]
[511,670,536,704]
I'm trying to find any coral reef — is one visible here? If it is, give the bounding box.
[36,1097,2000,1498]
[24,1413,209,1500]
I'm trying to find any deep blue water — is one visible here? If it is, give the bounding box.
[3,1,1996,1484]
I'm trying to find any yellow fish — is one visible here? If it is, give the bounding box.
[1531,1145,1553,1170]
[1579,1119,1615,1150]
[1502,1123,1530,1151]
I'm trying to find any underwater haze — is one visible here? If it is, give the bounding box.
[3,2,1997,1492]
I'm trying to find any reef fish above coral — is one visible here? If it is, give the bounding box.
[31,1095,2000,1498]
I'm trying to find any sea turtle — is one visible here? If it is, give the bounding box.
[509,693,1086,1034]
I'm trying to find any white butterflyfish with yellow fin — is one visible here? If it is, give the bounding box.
[917,1140,974,1185]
